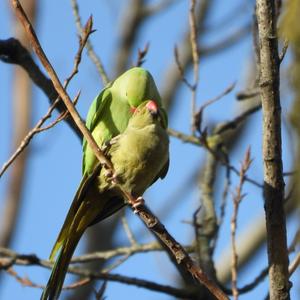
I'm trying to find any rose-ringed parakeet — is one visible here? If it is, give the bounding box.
[41,90,169,298]
[48,67,167,258]
[83,67,167,175]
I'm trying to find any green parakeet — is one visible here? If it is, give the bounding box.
[83,67,167,175]
[41,72,169,299]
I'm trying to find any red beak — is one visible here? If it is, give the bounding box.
[146,100,158,114]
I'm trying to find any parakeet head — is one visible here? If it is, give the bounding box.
[112,67,162,109]
[128,100,167,129]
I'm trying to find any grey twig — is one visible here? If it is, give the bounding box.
[0,38,82,138]
[189,0,200,134]
[11,0,113,170]
[0,15,93,178]
[230,148,252,300]
[70,0,109,85]
[121,213,138,246]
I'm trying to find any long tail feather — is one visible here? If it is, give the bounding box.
[41,232,82,300]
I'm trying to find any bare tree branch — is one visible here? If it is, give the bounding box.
[256,1,290,298]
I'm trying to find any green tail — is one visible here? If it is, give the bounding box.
[41,233,82,300]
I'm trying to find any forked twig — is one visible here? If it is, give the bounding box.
[230,147,252,299]
[0,15,93,178]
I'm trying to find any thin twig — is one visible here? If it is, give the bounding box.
[35,91,81,133]
[121,213,138,246]
[212,165,231,253]
[288,229,300,253]
[168,128,201,145]
[288,252,300,275]
[102,254,131,273]
[230,147,252,300]
[6,268,43,289]
[70,0,109,85]
[64,16,94,86]
[215,104,261,135]
[0,15,93,178]
[173,46,194,90]
[11,0,113,171]
[0,93,79,178]
[64,277,92,290]
[236,88,259,100]
[220,266,268,295]
[168,127,263,188]
[134,42,150,67]
[93,281,107,300]
[189,0,200,134]
[194,82,236,133]
[0,98,59,177]
[0,243,193,266]
[0,38,82,138]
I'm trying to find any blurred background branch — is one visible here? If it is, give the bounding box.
[0,0,36,251]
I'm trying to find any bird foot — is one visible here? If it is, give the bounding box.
[109,135,120,146]
[131,196,145,214]
[100,144,108,152]
[103,168,118,184]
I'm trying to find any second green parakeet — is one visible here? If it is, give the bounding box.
[41,97,169,299]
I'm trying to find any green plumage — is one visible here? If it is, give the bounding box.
[41,68,169,300]
[83,67,167,174]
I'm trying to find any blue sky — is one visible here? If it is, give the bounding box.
[0,0,299,299]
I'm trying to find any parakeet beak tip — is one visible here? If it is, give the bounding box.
[146,100,158,115]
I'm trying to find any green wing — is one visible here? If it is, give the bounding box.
[82,87,112,175]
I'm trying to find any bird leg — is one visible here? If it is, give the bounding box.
[103,167,118,184]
